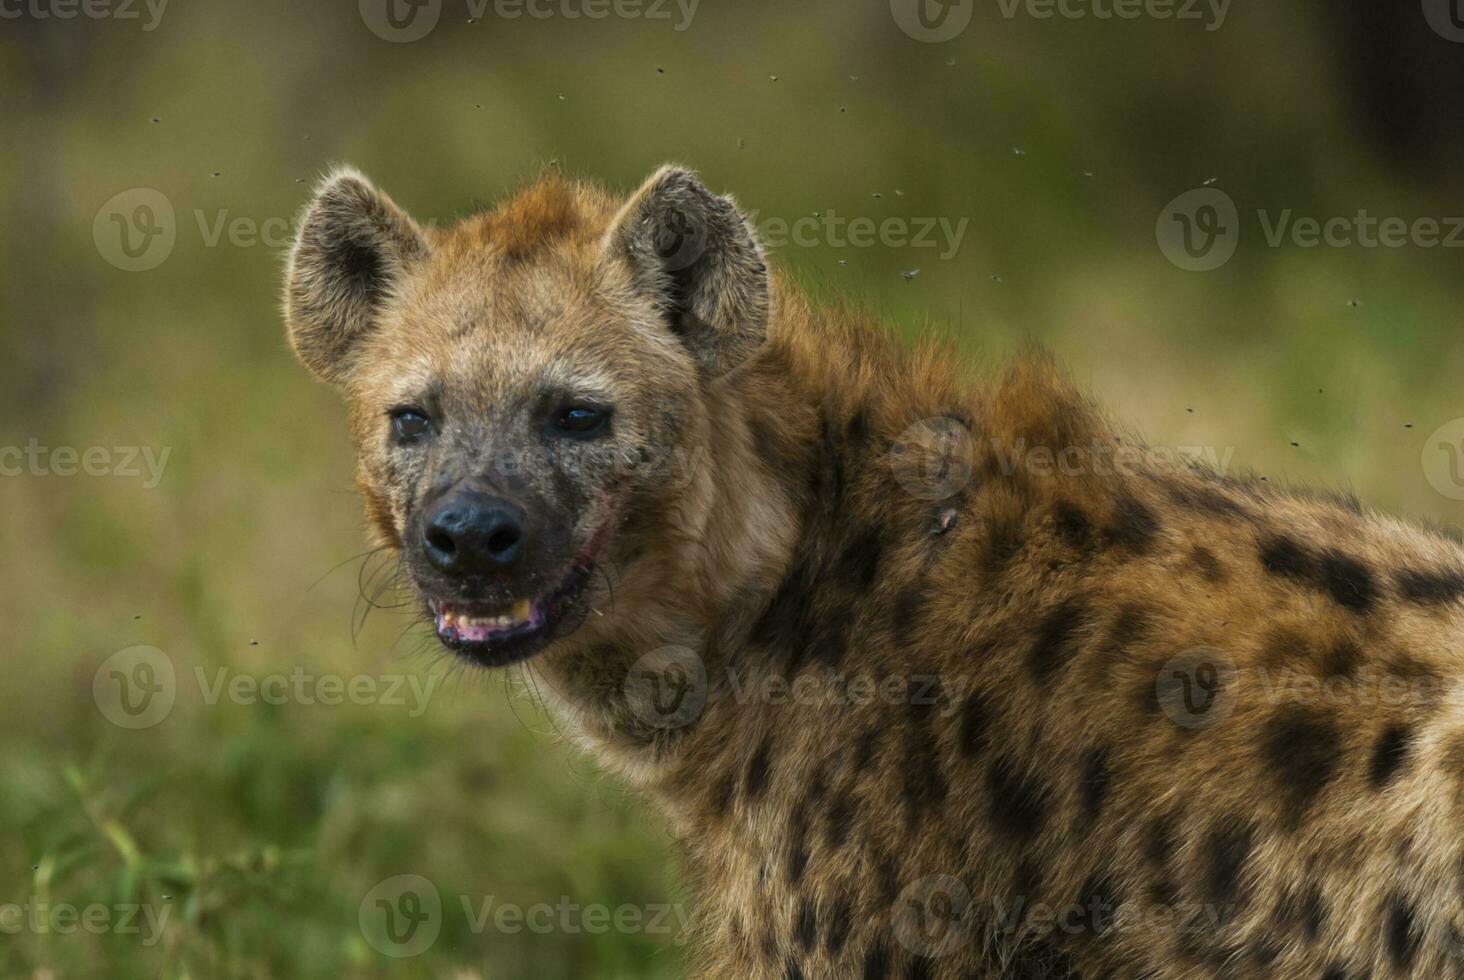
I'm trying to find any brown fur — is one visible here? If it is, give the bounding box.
[286,165,1464,979]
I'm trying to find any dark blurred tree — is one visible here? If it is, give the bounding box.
[1320,0,1464,187]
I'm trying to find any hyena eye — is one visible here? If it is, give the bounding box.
[551,405,612,439]
[389,407,433,444]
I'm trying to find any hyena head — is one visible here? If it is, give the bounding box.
[284,165,769,667]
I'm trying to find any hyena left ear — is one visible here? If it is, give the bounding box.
[605,166,770,377]
[284,168,429,385]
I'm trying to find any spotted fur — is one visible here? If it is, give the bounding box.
[287,165,1464,979]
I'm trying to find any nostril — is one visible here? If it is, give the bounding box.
[486,522,522,558]
[425,524,457,559]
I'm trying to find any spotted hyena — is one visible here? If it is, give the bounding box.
[285,164,1464,979]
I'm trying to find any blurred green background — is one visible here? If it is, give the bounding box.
[4,1,1464,976]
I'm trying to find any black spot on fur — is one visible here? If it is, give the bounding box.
[1071,871,1121,939]
[892,586,927,639]
[1397,566,1464,605]
[795,899,817,951]
[783,959,804,980]
[1202,821,1252,907]
[1385,894,1420,969]
[753,561,813,664]
[877,854,902,907]
[786,805,810,884]
[1261,625,1314,670]
[1190,545,1227,582]
[1259,535,1380,613]
[1168,481,1249,518]
[1053,500,1092,549]
[1300,883,1327,942]
[825,898,852,955]
[1260,533,1314,579]
[1108,603,1152,649]
[983,514,1026,573]
[1261,708,1342,827]
[901,683,948,827]
[1027,597,1092,684]
[1320,550,1378,613]
[1013,855,1044,903]
[710,771,736,819]
[1320,639,1362,681]
[1105,496,1160,553]
[1079,749,1111,827]
[862,941,890,980]
[901,723,948,820]
[826,793,857,850]
[957,691,990,758]
[810,608,852,670]
[987,756,1050,840]
[846,408,870,445]
[744,736,775,801]
[905,956,933,980]
[1387,653,1444,709]
[836,527,886,593]
[851,726,881,774]
[1369,724,1413,789]
[1145,812,1179,869]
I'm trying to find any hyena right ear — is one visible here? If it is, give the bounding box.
[284,168,429,385]
[605,166,770,378]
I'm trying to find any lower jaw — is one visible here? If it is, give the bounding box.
[429,564,593,668]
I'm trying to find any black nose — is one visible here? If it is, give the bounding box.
[422,490,527,576]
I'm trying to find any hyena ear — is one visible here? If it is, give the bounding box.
[605,166,769,377]
[284,168,428,385]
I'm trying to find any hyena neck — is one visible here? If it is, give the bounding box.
[538,299,873,790]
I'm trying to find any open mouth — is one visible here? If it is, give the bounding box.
[428,563,594,667]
